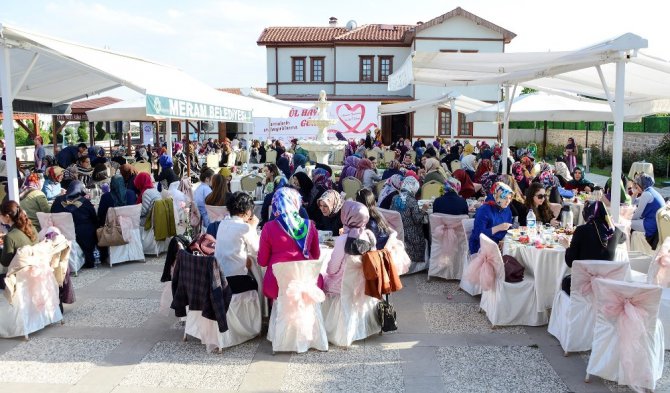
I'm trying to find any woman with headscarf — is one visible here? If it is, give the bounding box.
[603,175,631,207]
[276,155,291,179]
[452,169,476,199]
[460,147,478,181]
[97,175,136,226]
[565,166,593,193]
[339,156,360,189]
[290,171,313,207]
[391,176,428,262]
[51,180,99,268]
[423,157,447,185]
[442,145,461,172]
[382,160,402,180]
[554,161,572,186]
[631,173,664,248]
[474,159,493,184]
[433,177,469,216]
[510,161,532,194]
[19,173,50,231]
[76,156,93,187]
[323,200,376,295]
[559,201,625,295]
[259,175,307,229]
[43,166,64,201]
[307,168,333,217]
[257,187,321,299]
[496,174,526,221]
[292,154,308,175]
[119,164,139,197]
[355,158,380,189]
[133,172,161,227]
[536,170,564,204]
[378,174,403,210]
[564,137,578,172]
[469,182,513,254]
[315,189,344,236]
[356,188,392,249]
[156,154,179,190]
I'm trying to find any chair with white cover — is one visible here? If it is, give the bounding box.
[206,154,220,169]
[378,208,404,247]
[383,150,396,164]
[205,205,229,224]
[322,256,381,347]
[132,162,151,174]
[226,151,237,167]
[240,174,263,194]
[450,160,462,171]
[267,260,328,354]
[585,278,664,391]
[644,237,670,347]
[107,204,145,267]
[469,234,549,326]
[420,180,443,200]
[265,149,277,164]
[428,214,469,280]
[0,241,63,338]
[657,204,670,243]
[458,218,479,295]
[36,212,85,275]
[342,177,362,200]
[141,200,175,256]
[547,260,629,355]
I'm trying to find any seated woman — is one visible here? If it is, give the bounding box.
[496,174,526,221]
[469,182,513,254]
[356,158,380,189]
[565,166,593,193]
[0,201,38,278]
[76,156,94,187]
[382,160,402,180]
[517,182,559,227]
[559,201,625,295]
[262,163,281,195]
[511,161,532,194]
[391,176,428,262]
[257,187,321,300]
[290,172,313,209]
[119,163,140,197]
[97,175,136,225]
[603,175,631,206]
[377,174,403,210]
[474,159,493,184]
[433,177,469,216]
[324,201,376,294]
[134,172,161,227]
[292,154,307,175]
[51,181,99,268]
[554,161,572,187]
[43,166,65,202]
[315,189,344,236]
[205,174,232,208]
[356,188,391,249]
[194,168,214,228]
[215,192,260,293]
[338,156,360,190]
[452,169,477,199]
[631,173,664,248]
[19,173,50,232]
[156,155,179,190]
[423,157,447,185]
[259,175,288,227]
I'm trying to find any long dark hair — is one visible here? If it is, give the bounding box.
[205,174,230,206]
[1,200,37,242]
[524,182,554,223]
[355,188,390,233]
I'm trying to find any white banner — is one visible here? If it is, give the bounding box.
[252,101,379,142]
[141,122,154,144]
[388,54,414,91]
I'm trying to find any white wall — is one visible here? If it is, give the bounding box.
[334,46,410,82]
[415,16,503,39]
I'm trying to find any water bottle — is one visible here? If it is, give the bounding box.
[560,205,574,229]
[526,209,537,238]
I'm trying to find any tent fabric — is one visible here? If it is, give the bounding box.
[378,92,489,116]
[466,93,647,122]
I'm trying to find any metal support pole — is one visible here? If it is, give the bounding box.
[449,97,457,144]
[501,85,511,174]
[610,59,625,222]
[0,46,19,200]
[166,118,173,156]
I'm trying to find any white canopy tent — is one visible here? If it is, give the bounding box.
[388,33,670,221]
[0,23,253,199]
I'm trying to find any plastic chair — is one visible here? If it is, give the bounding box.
[656,204,670,244]
[132,161,151,174]
[36,212,85,275]
[547,260,629,355]
[322,256,381,346]
[240,174,263,193]
[342,177,362,201]
[267,260,328,354]
[428,214,469,280]
[420,180,443,200]
[107,204,145,267]
[265,150,277,164]
[458,218,479,295]
[475,234,549,327]
[586,278,664,391]
[378,208,404,247]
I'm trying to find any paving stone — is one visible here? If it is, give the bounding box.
[107,271,163,291]
[70,269,111,290]
[65,298,159,328]
[423,303,526,334]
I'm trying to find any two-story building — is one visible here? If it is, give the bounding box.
[257,7,515,143]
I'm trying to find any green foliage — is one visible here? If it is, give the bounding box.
[655,133,670,157]
[510,117,670,133]
[77,122,88,144]
[521,87,538,95]
[94,122,112,141]
[14,127,31,146]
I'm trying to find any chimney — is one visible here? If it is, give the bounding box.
[329,17,338,27]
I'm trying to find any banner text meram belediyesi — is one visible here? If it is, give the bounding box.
[168,99,250,122]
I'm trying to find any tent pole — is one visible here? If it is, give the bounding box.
[0,46,19,200]
[542,120,547,159]
[610,58,625,222]
[501,84,512,174]
[185,120,191,179]
[166,117,173,156]
[450,97,457,144]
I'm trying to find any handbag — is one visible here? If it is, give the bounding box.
[96,209,128,247]
[188,233,216,256]
[502,255,525,283]
[376,294,398,333]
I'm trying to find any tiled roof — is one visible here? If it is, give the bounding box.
[257,27,348,45]
[334,24,414,43]
[70,96,121,111]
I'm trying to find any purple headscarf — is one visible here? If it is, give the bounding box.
[341,200,370,239]
[339,156,360,187]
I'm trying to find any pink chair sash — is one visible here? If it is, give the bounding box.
[463,252,496,291]
[652,239,670,286]
[434,220,463,252]
[572,263,627,298]
[285,279,325,344]
[26,264,53,312]
[598,285,658,389]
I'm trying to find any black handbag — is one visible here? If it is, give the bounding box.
[376,294,398,333]
[502,255,525,283]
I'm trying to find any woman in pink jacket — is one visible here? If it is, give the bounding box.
[257,187,321,299]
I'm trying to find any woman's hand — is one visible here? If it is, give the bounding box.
[493,222,512,234]
[550,218,560,227]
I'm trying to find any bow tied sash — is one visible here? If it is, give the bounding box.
[285,279,325,343]
[463,251,496,291]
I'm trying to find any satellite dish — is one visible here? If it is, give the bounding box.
[345,20,357,31]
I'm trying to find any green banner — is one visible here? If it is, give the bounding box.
[145,94,252,123]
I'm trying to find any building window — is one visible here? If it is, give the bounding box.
[379,56,393,81]
[438,110,472,136]
[292,57,306,82]
[359,56,374,82]
[311,57,324,82]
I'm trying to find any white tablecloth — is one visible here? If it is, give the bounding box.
[564,201,585,227]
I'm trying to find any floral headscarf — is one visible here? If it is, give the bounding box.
[481,172,499,197]
[635,173,655,190]
[393,176,420,212]
[511,162,529,185]
[554,161,572,181]
[521,156,533,171]
[443,177,461,195]
[538,170,559,189]
[311,168,332,190]
[378,174,403,206]
[497,174,526,204]
[271,187,310,258]
[490,182,513,208]
[318,190,344,217]
[474,159,493,183]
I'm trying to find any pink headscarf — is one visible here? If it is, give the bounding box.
[341,201,370,239]
[355,159,374,181]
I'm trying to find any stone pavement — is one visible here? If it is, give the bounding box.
[0,258,669,392]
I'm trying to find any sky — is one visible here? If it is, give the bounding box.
[0,0,667,100]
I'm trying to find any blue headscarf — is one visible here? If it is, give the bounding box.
[635,173,655,190]
[271,187,310,257]
[159,154,173,168]
[110,175,129,207]
[292,154,307,171]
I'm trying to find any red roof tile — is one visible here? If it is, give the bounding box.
[70,96,121,111]
[334,24,414,43]
[257,27,348,45]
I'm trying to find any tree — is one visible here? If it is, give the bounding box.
[521,87,538,95]
[77,122,89,144]
[95,122,109,141]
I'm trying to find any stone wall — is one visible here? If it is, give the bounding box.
[509,128,666,152]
